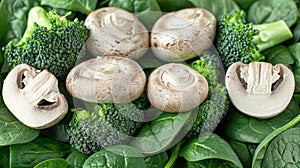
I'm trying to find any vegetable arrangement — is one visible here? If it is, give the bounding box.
[0,0,300,168]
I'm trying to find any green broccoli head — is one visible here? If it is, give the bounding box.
[3,6,87,80]
[186,52,229,138]
[68,93,149,155]
[216,9,292,68]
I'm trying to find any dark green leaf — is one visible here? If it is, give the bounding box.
[9,137,71,168]
[233,0,256,11]
[144,152,168,168]
[66,150,88,168]
[180,132,243,168]
[247,0,298,27]
[222,99,299,143]
[291,19,300,43]
[83,145,146,168]
[262,128,300,167]
[41,0,97,14]
[187,159,239,168]
[188,0,240,20]
[108,0,162,29]
[155,0,194,12]
[289,43,300,93]
[0,146,9,168]
[0,107,39,146]
[263,45,294,68]
[227,139,252,168]
[130,112,192,155]
[34,158,68,168]
[0,0,40,46]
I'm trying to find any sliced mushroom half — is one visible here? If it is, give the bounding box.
[66,56,146,103]
[84,7,149,60]
[147,63,208,113]
[226,62,295,118]
[2,64,68,129]
[151,8,216,62]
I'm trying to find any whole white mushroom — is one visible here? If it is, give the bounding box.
[84,7,149,60]
[147,63,208,113]
[151,8,217,62]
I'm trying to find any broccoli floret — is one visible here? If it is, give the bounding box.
[216,10,293,68]
[3,6,87,79]
[68,93,149,155]
[186,52,229,138]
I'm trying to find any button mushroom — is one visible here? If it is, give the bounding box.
[84,7,149,60]
[147,63,208,113]
[151,8,216,62]
[225,62,295,118]
[66,56,146,103]
[2,64,68,129]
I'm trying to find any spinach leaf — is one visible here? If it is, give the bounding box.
[108,0,162,29]
[263,45,294,68]
[155,0,194,12]
[0,146,9,168]
[66,150,88,168]
[262,128,300,167]
[289,43,300,93]
[0,107,39,146]
[9,137,71,168]
[0,0,40,45]
[252,114,300,168]
[233,0,256,11]
[291,19,300,43]
[34,158,68,168]
[247,0,298,27]
[187,159,239,168]
[144,152,168,168]
[41,0,97,15]
[188,0,240,20]
[83,145,146,168]
[227,139,252,168]
[180,133,243,168]
[222,98,299,143]
[41,123,70,142]
[130,111,192,155]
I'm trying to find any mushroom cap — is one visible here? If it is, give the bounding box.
[147,63,208,113]
[66,56,146,103]
[2,64,68,129]
[84,7,149,60]
[151,8,216,62]
[226,62,295,118]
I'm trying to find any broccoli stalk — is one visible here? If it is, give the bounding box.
[19,7,51,43]
[3,6,87,79]
[217,10,293,68]
[253,20,292,51]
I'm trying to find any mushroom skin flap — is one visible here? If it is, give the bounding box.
[226,62,295,118]
[147,63,208,113]
[2,64,68,129]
